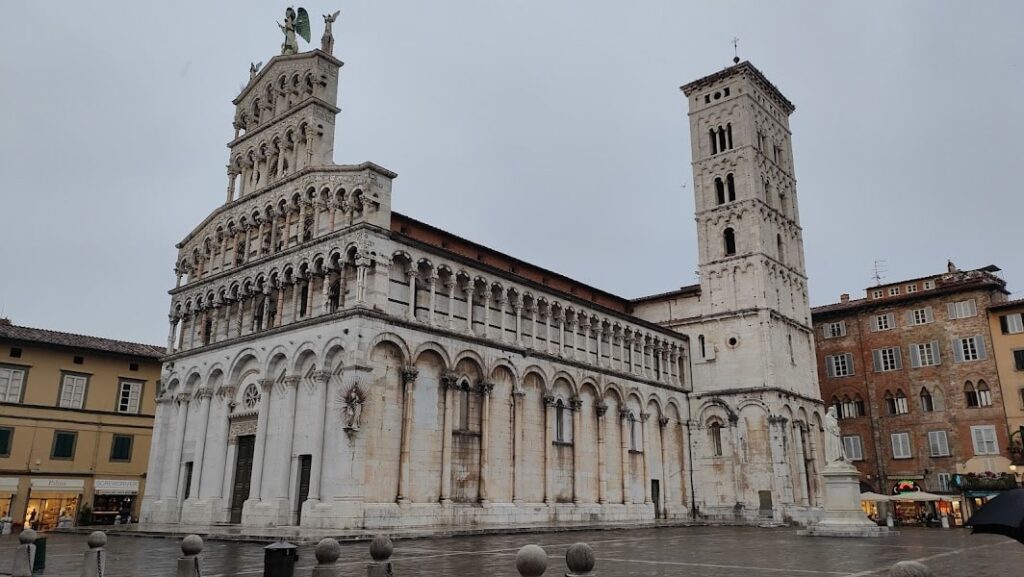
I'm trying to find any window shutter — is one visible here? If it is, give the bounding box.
[947,303,957,320]
[952,339,965,363]
[891,434,900,457]
[1001,315,1010,334]
[845,353,855,376]
[905,311,915,325]
[893,348,903,370]
[967,299,977,317]
[931,340,941,365]
[925,307,934,323]
[872,349,883,372]
[975,336,987,360]
[839,321,847,337]
[887,313,896,328]
[909,345,921,368]
[869,317,878,332]
[826,356,836,377]
[971,428,985,455]
[939,432,949,455]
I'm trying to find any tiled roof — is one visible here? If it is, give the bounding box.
[0,322,165,359]
[989,297,1024,311]
[631,284,702,304]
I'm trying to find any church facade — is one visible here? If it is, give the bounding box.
[141,22,825,530]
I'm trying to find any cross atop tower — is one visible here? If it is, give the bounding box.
[732,37,740,64]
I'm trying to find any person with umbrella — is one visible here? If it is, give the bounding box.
[966,487,1024,544]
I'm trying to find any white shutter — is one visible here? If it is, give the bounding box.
[838,321,847,337]
[974,336,987,360]
[845,353,855,376]
[947,302,958,319]
[966,299,977,317]
[905,311,915,325]
[931,340,941,365]
[893,348,903,370]
[971,427,986,455]
[887,313,896,328]
[826,356,836,377]
[909,345,921,368]
[872,349,883,372]
[925,307,934,323]
[952,339,965,363]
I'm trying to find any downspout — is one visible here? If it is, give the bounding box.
[685,347,698,517]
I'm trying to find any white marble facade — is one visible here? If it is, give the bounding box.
[141,37,826,531]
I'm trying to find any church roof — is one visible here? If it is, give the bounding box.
[0,321,165,359]
[630,284,701,303]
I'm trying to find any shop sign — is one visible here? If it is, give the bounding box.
[93,479,140,495]
[30,478,85,492]
[891,480,922,495]
[0,477,19,492]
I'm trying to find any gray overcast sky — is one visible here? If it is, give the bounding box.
[2,1,1022,346]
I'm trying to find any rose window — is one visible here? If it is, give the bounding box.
[243,384,261,409]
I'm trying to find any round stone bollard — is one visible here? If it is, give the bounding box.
[367,535,394,577]
[81,531,107,577]
[312,538,343,577]
[890,561,935,577]
[516,544,547,577]
[176,535,203,577]
[565,543,595,576]
[11,528,37,577]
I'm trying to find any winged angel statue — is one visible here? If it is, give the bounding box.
[279,7,312,55]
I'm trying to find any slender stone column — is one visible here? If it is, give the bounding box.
[619,331,627,371]
[307,371,331,503]
[291,281,302,323]
[355,258,370,305]
[396,367,418,504]
[619,409,631,504]
[226,169,238,203]
[321,273,331,315]
[566,316,577,360]
[208,306,219,345]
[275,286,285,326]
[444,280,456,328]
[478,381,494,504]
[439,372,457,504]
[480,290,490,338]
[596,402,608,504]
[427,275,437,326]
[530,304,539,349]
[249,379,275,501]
[261,290,271,330]
[513,296,523,345]
[595,326,604,367]
[544,307,553,354]
[163,393,191,500]
[406,271,418,321]
[543,393,555,505]
[277,376,300,502]
[167,316,178,354]
[640,412,651,504]
[464,286,475,334]
[306,277,316,317]
[793,422,810,506]
[570,396,582,503]
[497,297,507,342]
[582,321,591,362]
[188,388,214,500]
[658,417,670,515]
[512,389,525,503]
[557,310,565,357]
[187,313,196,350]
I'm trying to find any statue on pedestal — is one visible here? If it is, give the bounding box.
[279,7,311,55]
[824,406,847,464]
[322,10,340,54]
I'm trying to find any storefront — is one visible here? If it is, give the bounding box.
[0,477,17,523]
[889,480,962,527]
[25,478,84,530]
[91,479,140,524]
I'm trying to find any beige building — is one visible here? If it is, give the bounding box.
[0,320,163,530]
[988,298,1024,465]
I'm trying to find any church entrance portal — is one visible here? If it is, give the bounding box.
[230,435,255,524]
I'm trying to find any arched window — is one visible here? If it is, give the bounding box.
[715,177,725,205]
[854,395,866,417]
[254,301,265,331]
[710,422,723,456]
[459,385,470,430]
[894,390,909,414]
[726,123,733,149]
[202,317,213,346]
[841,396,856,419]
[831,396,842,418]
[698,334,706,358]
[884,391,896,415]
[629,412,639,451]
[977,380,992,406]
[920,387,934,412]
[931,388,945,412]
[298,281,309,317]
[718,127,727,153]
[726,173,736,202]
[964,381,979,407]
[327,278,341,312]
[555,399,566,442]
[723,227,736,256]
[777,233,785,265]
[709,129,718,155]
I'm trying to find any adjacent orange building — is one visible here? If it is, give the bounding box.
[0,319,163,529]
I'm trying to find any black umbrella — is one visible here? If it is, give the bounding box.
[966,488,1024,544]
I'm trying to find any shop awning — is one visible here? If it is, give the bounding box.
[860,492,892,501]
[890,491,954,502]
[0,477,18,493]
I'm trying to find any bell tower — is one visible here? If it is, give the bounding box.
[682,61,817,398]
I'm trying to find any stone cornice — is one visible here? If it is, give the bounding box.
[655,307,813,334]
[227,97,341,149]
[691,386,823,407]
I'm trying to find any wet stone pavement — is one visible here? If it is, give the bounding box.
[2,526,1023,577]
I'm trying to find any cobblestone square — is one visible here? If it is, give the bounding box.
[3,526,1024,577]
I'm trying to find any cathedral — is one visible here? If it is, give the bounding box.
[141,17,826,530]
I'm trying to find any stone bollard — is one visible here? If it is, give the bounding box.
[312,538,343,577]
[367,535,394,577]
[890,561,935,577]
[565,543,595,577]
[81,531,107,577]
[516,544,547,577]
[11,528,37,577]
[175,535,203,577]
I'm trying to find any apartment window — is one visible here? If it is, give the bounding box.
[891,432,912,459]
[889,287,900,296]
[928,431,950,457]
[937,473,951,492]
[1000,313,1024,335]
[0,365,26,403]
[970,425,998,455]
[840,395,865,418]
[73,356,84,364]
[842,436,864,461]
[964,380,993,408]
[59,373,88,409]
[0,427,12,457]
[826,353,854,377]
[885,391,909,415]
[823,321,846,339]
[51,430,77,460]
[872,313,894,331]
[871,289,883,299]
[908,307,934,326]
[9,347,21,358]
[953,336,986,363]
[110,434,133,462]
[947,299,977,319]
[909,341,941,368]
[117,381,142,414]
[906,284,918,293]
[129,363,139,372]
[923,280,935,290]
[873,347,902,372]
[1015,350,1024,371]
[920,388,934,412]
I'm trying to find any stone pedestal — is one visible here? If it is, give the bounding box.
[799,461,894,538]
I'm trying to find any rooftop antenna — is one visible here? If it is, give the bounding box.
[732,37,740,64]
[872,260,888,286]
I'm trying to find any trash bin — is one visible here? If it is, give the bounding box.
[33,535,47,570]
[264,540,298,577]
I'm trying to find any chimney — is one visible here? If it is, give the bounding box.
[0,317,11,326]
[840,293,850,303]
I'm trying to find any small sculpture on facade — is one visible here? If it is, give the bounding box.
[340,383,365,431]
[249,61,263,80]
[823,405,847,464]
[279,7,311,55]
[321,10,340,54]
